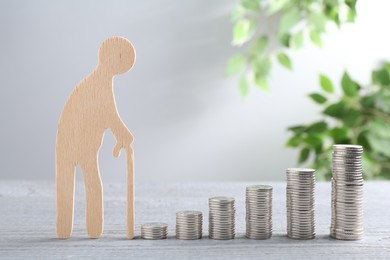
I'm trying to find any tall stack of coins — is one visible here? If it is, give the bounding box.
[141,222,168,239]
[176,210,203,240]
[286,168,316,239]
[246,185,273,239]
[208,196,235,240]
[331,144,364,240]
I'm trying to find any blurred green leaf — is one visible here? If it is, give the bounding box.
[361,94,377,109]
[252,54,271,91]
[291,31,304,49]
[368,119,390,139]
[384,62,390,70]
[288,125,306,134]
[299,148,310,163]
[231,6,245,21]
[309,12,327,33]
[347,9,356,22]
[309,93,327,104]
[357,131,370,150]
[341,72,358,97]
[304,135,323,148]
[362,155,377,179]
[366,133,390,157]
[372,68,390,86]
[227,55,246,75]
[376,94,390,113]
[232,19,255,46]
[287,135,301,147]
[309,31,322,47]
[345,0,357,9]
[306,121,328,134]
[319,74,334,93]
[279,33,291,47]
[329,127,349,143]
[277,52,292,70]
[250,36,269,54]
[254,76,270,91]
[341,108,361,127]
[268,0,289,15]
[241,0,260,11]
[324,2,340,26]
[323,101,347,118]
[239,75,249,97]
[279,8,301,34]
[345,0,357,22]
[253,57,271,78]
[325,0,339,6]
[379,170,390,180]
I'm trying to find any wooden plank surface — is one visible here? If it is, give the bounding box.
[0,181,389,259]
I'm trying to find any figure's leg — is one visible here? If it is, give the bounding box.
[80,158,103,238]
[56,160,76,239]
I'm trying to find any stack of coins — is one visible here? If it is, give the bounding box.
[286,168,316,239]
[246,185,273,239]
[176,210,203,240]
[141,222,168,240]
[208,196,235,240]
[331,144,364,240]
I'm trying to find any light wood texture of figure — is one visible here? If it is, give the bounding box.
[56,36,136,239]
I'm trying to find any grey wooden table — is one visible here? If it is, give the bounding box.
[0,181,389,259]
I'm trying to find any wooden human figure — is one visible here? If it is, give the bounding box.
[56,36,135,239]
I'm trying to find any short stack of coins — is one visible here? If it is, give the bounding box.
[141,222,168,240]
[208,196,235,240]
[286,168,316,239]
[331,144,364,240]
[246,185,273,239]
[176,210,203,240]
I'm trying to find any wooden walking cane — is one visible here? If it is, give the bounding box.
[126,146,135,239]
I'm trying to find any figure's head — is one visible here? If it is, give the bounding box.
[98,36,136,75]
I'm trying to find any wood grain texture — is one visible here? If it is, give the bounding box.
[0,181,389,259]
[55,36,135,239]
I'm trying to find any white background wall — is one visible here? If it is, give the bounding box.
[0,0,389,183]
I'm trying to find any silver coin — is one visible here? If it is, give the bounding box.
[209,196,235,240]
[141,222,168,240]
[286,168,315,240]
[246,184,273,240]
[330,144,364,240]
[287,168,315,173]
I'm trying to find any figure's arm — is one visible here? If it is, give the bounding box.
[109,112,133,157]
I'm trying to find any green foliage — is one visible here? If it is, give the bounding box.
[286,62,390,180]
[232,19,256,46]
[299,148,310,163]
[239,75,250,97]
[227,55,246,75]
[309,31,323,47]
[276,52,292,70]
[309,93,327,104]
[341,72,359,96]
[319,74,334,93]
[228,0,357,95]
[279,8,301,34]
